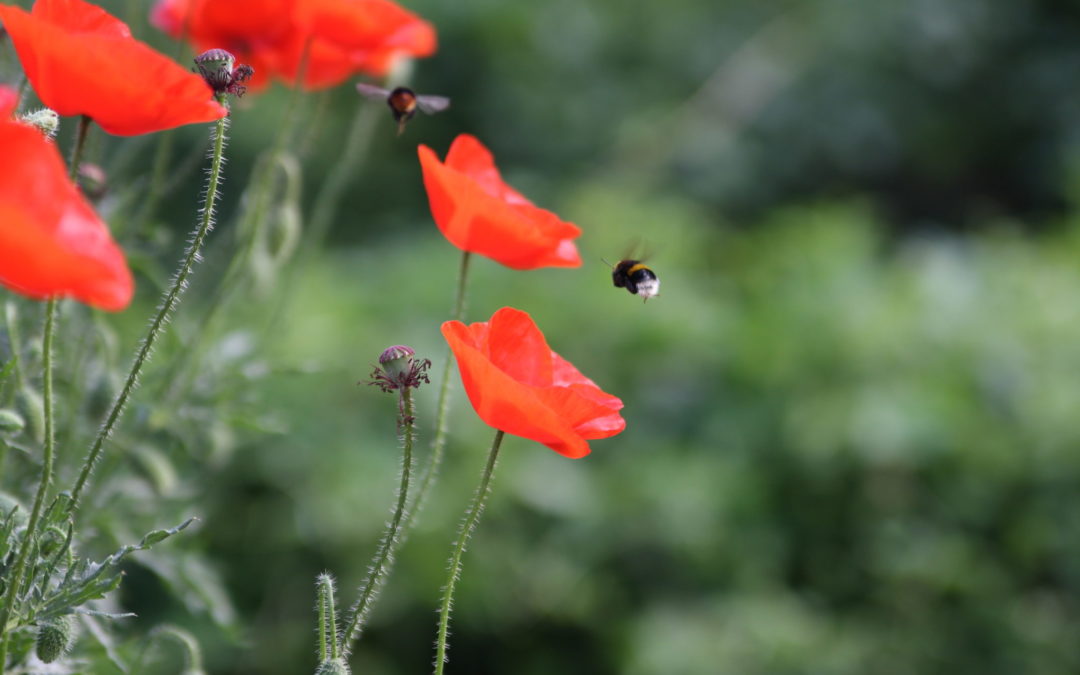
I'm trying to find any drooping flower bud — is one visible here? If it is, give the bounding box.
[36,615,77,663]
[0,408,24,435]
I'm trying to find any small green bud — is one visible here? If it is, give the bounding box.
[0,408,24,435]
[315,658,351,675]
[19,107,59,138]
[36,615,77,663]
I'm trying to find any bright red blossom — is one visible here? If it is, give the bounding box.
[0,87,133,310]
[419,135,583,270]
[442,308,625,458]
[0,0,225,136]
[151,0,437,90]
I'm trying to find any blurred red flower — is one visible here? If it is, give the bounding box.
[151,0,436,90]
[0,87,133,310]
[442,307,625,458]
[419,135,583,270]
[0,0,225,136]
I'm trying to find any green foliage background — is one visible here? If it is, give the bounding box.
[4,0,1080,673]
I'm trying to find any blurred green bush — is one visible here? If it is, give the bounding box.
[5,0,1080,673]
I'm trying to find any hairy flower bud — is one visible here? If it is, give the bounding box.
[36,615,77,663]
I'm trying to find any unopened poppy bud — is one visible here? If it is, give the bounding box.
[19,107,59,138]
[367,345,432,393]
[0,408,23,435]
[315,658,351,675]
[36,615,77,663]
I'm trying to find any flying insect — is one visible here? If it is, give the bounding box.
[356,83,450,135]
[611,258,660,302]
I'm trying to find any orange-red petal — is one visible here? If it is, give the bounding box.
[442,307,624,458]
[0,114,133,310]
[151,0,436,90]
[0,0,226,136]
[419,135,582,270]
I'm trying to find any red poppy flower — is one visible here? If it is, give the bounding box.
[418,135,583,270]
[0,0,226,136]
[150,0,436,90]
[442,307,625,458]
[0,87,133,310]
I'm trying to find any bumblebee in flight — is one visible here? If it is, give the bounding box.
[612,259,660,302]
[356,83,450,135]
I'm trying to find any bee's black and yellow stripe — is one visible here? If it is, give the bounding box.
[612,259,657,296]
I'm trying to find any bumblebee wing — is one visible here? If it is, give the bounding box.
[416,95,451,115]
[356,82,390,101]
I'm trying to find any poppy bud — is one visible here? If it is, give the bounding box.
[0,408,24,435]
[379,345,416,380]
[19,108,59,138]
[194,48,254,97]
[36,615,77,663]
[315,658,351,675]
[194,48,236,91]
[366,345,432,395]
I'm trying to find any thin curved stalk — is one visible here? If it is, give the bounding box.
[67,98,231,515]
[433,429,505,674]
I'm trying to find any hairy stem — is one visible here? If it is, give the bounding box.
[0,298,57,666]
[342,387,416,651]
[433,429,505,674]
[404,251,471,533]
[67,99,231,515]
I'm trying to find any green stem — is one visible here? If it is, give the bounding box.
[0,298,57,667]
[433,429,505,675]
[341,387,416,651]
[67,115,91,182]
[67,98,231,515]
[404,251,471,534]
[158,44,312,404]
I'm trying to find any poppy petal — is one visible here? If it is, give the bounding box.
[0,0,226,136]
[442,320,591,458]
[33,0,131,38]
[419,139,583,270]
[0,119,132,310]
[442,308,625,458]
[151,0,436,90]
